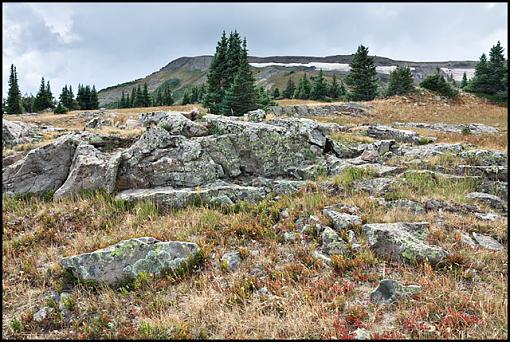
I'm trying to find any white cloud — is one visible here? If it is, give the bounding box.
[26,3,80,44]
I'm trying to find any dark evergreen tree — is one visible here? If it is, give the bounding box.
[34,77,49,111]
[272,87,280,99]
[282,78,296,99]
[133,85,143,107]
[219,38,257,116]
[329,74,340,99]
[54,101,68,114]
[460,72,468,89]
[345,45,379,101]
[6,64,23,114]
[386,66,415,96]
[182,90,191,105]
[294,73,311,99]
[90,85,99,109]
[130,87,136,107]
[119,91,126,108]
[45,81,55,108]
[142,83,151,107]
[256,87,277,110]
[22,93,35,113]
[126,93,131,108]
[310,69,328,100]
[420,71,458,98]
[203,31,229,114]
[224,30,243,88]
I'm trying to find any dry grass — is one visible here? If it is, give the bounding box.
[2,93,507,339]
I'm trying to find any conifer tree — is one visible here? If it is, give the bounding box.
[133,85,143,107]
[130,87,136,108]
[142,83,150,107]
[460,72,468,89]
[119,91,126,108]
[310,69,328,100]
[386,66,415,96]
[282,78,296,99]
[90,85,99,109]
[126,93,131,108]
[22,93,35,113]
[328,74,340,99]
[345,45,379,100]
[219,38,257,116]
[294,73,311,99]
[34,77,48,111]
[54,101,68,114]
[256,87,277,110]
[6,64,23,114]
[224,30,243,88]
[46,81,55,108]
[182,91,190,105]
[203,31,229,113]
[272,87,280,99]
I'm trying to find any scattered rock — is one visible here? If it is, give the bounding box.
[322,207,362,230]
[321,227,348,255]
[466,192,506,211]
[267,103,370,117]
[459,149,507,166]
[2,119,41,146]
[33,307,54,323]
[60,237,200,287]
[393,122,498,135]
[244,109,266,122]
[353,328,372,340]
[363,222,447,264]
[85,117,113,129]
[366,125,435,144]
[370,279,422,304]
[472,233,504,251]
[221,251,241,271]
[283,231,301,242]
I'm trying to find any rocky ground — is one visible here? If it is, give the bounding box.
[2,91,508,339]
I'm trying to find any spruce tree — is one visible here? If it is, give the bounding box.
[6,64,23,114]
[22,93,35,113]
[203,31,229,114]
[294,73,311,99]
[256,87,277,110]
[272,87,280,99]
[219,38,257,116]
[133,85,143,107]
[386,66,415,96]
[54,101,68,114]
[90,86,99,109]
[329,74,340,99]
[46,81,55,108]
[460,72,468,89]
[345,45,379,101]
[224,30,243,88]
[126,93,131,108]
[182,91,190,105]
[310,69,328,100]
[420,72,458,98]
[130,87,136,108]
[282,78,296,99]
[468,53,491,94]
[120,91,126,108]
[142,83,150,107]
[34,77,48,111]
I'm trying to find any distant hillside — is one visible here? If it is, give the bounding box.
[98,55,477,106]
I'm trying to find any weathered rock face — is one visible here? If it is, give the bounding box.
[244,109,266,122]
[466,192,506,211]
[141,111,208,137]
[323,207,362,231]
[471,232,504,251]
[115,180,266,209]
[267,103,370,117]
[2,134,82,194]
[459,149,507,166]
[366,125,435,144]
[60,237,200,286]
[53,143,117,199]
[397,143,465,159]
[363,222,447,264]
[370,279,422,304]
[3,119,41,146]
[393,122,499,135]
[85,117,114,129]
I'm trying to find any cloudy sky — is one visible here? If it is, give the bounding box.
[2,2,507,97]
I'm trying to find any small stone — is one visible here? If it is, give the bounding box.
[283,231,300,242]
[280,209,290,219]
[221,251,241,271]
[33,307,54,323]
[370,279,421,304]
[473,212,500,221]
[354,328,372,340]
[472,233,504,251]
[323,208,362,231]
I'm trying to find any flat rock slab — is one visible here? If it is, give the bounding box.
[60,237,200,286]
[366,125,435,144]
[370,279,422,304]
[466,192,506,211]
[363,222,447,264]
[472,232,504,251]
[267,103,370,117]
[115,181,267,208]
[393,122,498,135]
[323,208,362,230]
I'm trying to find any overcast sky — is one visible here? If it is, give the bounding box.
[2,2,507,98]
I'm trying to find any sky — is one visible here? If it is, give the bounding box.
[2,2,508,97]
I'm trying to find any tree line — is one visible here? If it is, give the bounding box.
[4,65,99,114]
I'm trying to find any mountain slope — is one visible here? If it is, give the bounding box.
[98,55,477,106]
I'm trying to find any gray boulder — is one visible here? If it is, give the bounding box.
[466,192,506,211]
[366,125,435,144]
[460,149,507,166]
[3,119,41,146]
[244,109,266,122]
[472,232,504,251]
[323,208,362,231]
[370,279,422,304]
[321,226,349,255]
[156,112,208,137]
[221,251,241,271]
[363,222,447,264]
[60,237,200,286]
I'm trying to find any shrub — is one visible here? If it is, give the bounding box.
[53,102,68,114]
[420,73,459,98]
[387,66,415,96]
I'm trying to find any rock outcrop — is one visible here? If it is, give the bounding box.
[267,103,370,117]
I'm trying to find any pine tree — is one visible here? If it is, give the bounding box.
[328,74,340,99]
[34,77,48,111]
[219,38,257,116]
[54,101,68,114]
[182,91,190,105]
[224,30,243,88]
[282,78,296,99]
[345,45,379,101]
[133,85,143,107]
[460,72,468,89]
[22,93,35,113]
[486,41,507,97]
[310,69,328,100]
[120,91,126,108]
[6,64,23,114]
[126,93,131,108]
[386,66,415,96]
[420,71,458,98]
[130,88,136,108]
[272,87,280,99]
[142,83,150,107]
[90,85,99,109]
[256,87,277,110]
[45,81,55,108]
[468,53,491,94]
[203,31,229,113]
[294,73,311,99]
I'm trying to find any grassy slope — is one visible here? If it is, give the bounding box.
[2,93,507,339]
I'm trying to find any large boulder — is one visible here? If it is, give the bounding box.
[116,126,224,190]
[2,134,83,194]
[60,237,200,286]
[459,149,507,166]
[466,192,506,211]
[244,109,266,122]
[3,119,41,146]
[393,122,498,135]
[323,207,362,231]
[148,112,208,137]
[367,125,435,144]
[53,143,119,199]
[267,103,370,117]
[363,222,447,264]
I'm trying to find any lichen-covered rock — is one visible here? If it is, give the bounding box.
[370,279,422,304]
[221,251,241,271]
[321,226,349,255]
[376,198,426,214]
[353,177,397,195]
[466,192,506,211]
[454,165,507,182]
[115,180,266,209]
[116,127,224,190]
[85,117,113,129]
[397,143,465,159]
[2,133,83,194]
[460,149,507,166]
[53,143,113,199]
[147,112,209,137]
[472,232,504,251]
[60,237,200,286]
[367,125,435,144]
[323,208,362,231]
[2,119,41,146]
[295,215,325,236]
[363,222,447,264]
[267,103,370,117]
[245,109,266,122]
[393,122,498,135]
